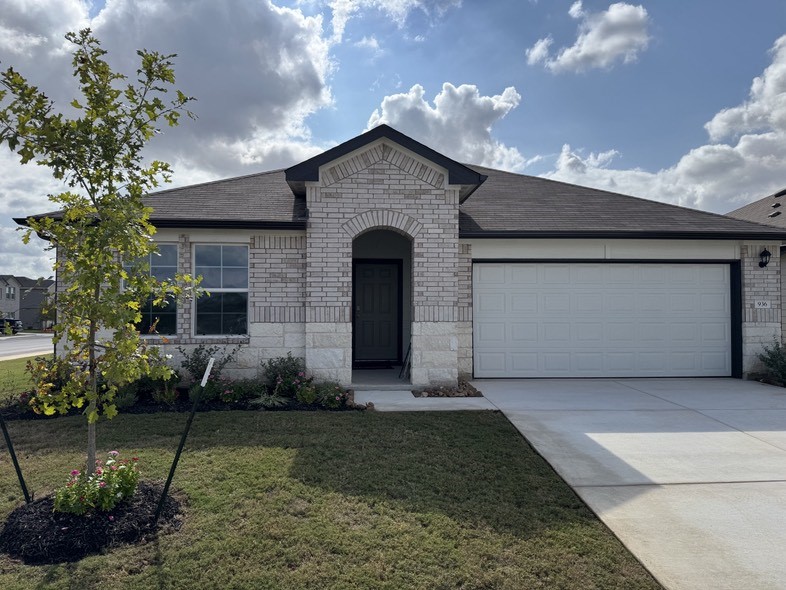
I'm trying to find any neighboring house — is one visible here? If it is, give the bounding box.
[728,188,786,343]
[0,275,55,329]
[16,277,55,330]
[16,126,786,386]
[0,275,21,320]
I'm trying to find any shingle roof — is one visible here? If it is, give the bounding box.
[459,166,786,239]
[143,169,307,229]
[727,188,786,229]
[14,136,786,240]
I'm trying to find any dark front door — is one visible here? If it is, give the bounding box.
[353,261,401,365]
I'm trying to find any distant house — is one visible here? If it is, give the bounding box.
[728,188,786,340]
[0,275,21,320]
[16,126,786,386]
[17,277,55,330]
[0,275,54,330]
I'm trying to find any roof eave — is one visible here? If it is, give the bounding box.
[459,230,786,240]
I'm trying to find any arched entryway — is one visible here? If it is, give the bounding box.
[352,228,412,383]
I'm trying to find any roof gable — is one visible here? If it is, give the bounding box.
[285,124,487,201]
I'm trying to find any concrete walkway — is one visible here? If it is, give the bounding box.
[359,379,786,590]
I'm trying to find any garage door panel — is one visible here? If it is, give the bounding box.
[473,262,731,377]
[477,292,506,314]
[511,322,538,342]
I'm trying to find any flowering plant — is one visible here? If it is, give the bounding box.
[54,451,140,515]
[316,382,349,409]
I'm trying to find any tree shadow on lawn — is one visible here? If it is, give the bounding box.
[3,411,597,542]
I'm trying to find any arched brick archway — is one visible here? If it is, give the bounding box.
[341,210,422,240]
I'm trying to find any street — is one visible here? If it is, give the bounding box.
[0,333,54,361]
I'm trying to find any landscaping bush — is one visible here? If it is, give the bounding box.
[758,339,786,385]
[261,353,310,398]
[177,344,240,384]
[53,451,140,515]
[227,378,265,403]
[315,381,349,409]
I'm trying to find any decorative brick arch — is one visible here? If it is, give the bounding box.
[341,209,422,240]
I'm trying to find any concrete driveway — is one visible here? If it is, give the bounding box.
[477,378,786,590]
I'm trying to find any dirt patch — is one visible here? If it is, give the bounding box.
[412,380,483,398]
[0,481,183,565]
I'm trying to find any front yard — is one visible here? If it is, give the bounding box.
[0,410,661,589]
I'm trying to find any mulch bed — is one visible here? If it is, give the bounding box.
[0,481,183,565]
[1,392,370,421]
[412,380,483,398]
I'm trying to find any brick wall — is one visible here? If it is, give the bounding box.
[306,140,460,385]
[741,242,781,374]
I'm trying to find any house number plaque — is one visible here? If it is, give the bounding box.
[755,300,771,309]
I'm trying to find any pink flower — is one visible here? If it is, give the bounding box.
[108,450,119,457]
[99,481,106,488]
[132,457,139,462]
[108,515,114,521]
[110,465,118,471]
[96,468,103,475]
[70,470,80,476]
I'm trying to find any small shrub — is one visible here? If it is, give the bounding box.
[114,386,138,410]
[151,374,179,406]
[295,383,318,405]
[177,344,240,384]
[26,356,74,397]
[229,378,265,403]
[315,381,349,409]
[758,339,786,385]
[54,451,140,515]
[250,392,289,409]
[262,353,309,398]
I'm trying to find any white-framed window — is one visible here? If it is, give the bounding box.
[5,286,15,300]
[124,244,178,335]
[194,244,248,335]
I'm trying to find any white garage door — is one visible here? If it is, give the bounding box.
[473,262,731,378]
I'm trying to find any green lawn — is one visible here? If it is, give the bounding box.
[0,411,661,589]
[0,355,47,406]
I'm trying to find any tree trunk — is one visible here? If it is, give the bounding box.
[86,408,96,475]
[86,286,99,476]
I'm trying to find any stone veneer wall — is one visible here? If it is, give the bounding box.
[457,242,473,378]
[305,141,460,386]
[742,242,781,375]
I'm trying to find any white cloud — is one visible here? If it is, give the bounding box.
[0,0,336,276]
[527,1,650,73]
[543,35,786,213]
[705,35,786,142]
[525,36,553,66]
[367,83,527,171]
[354,35,384,59]
[327,0,461,43]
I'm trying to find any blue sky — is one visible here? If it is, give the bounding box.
[1,0,786,277]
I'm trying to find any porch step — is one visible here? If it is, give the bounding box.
[350,383,413,392]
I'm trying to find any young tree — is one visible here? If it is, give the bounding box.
[0,29,198,475]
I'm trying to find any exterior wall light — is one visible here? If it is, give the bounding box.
[759,248,772,268]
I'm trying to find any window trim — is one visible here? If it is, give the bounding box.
[192,243,249,337]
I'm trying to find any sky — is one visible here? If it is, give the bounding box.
[1,0,785,278]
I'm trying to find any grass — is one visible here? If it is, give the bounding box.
[0,355,48,406]
[0,410,662,589]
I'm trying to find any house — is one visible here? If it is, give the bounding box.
[16,277,55,330]
[16,126,786,386]
[0,275,55,329]
[0,275,21,321]
[728,188,786,345]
